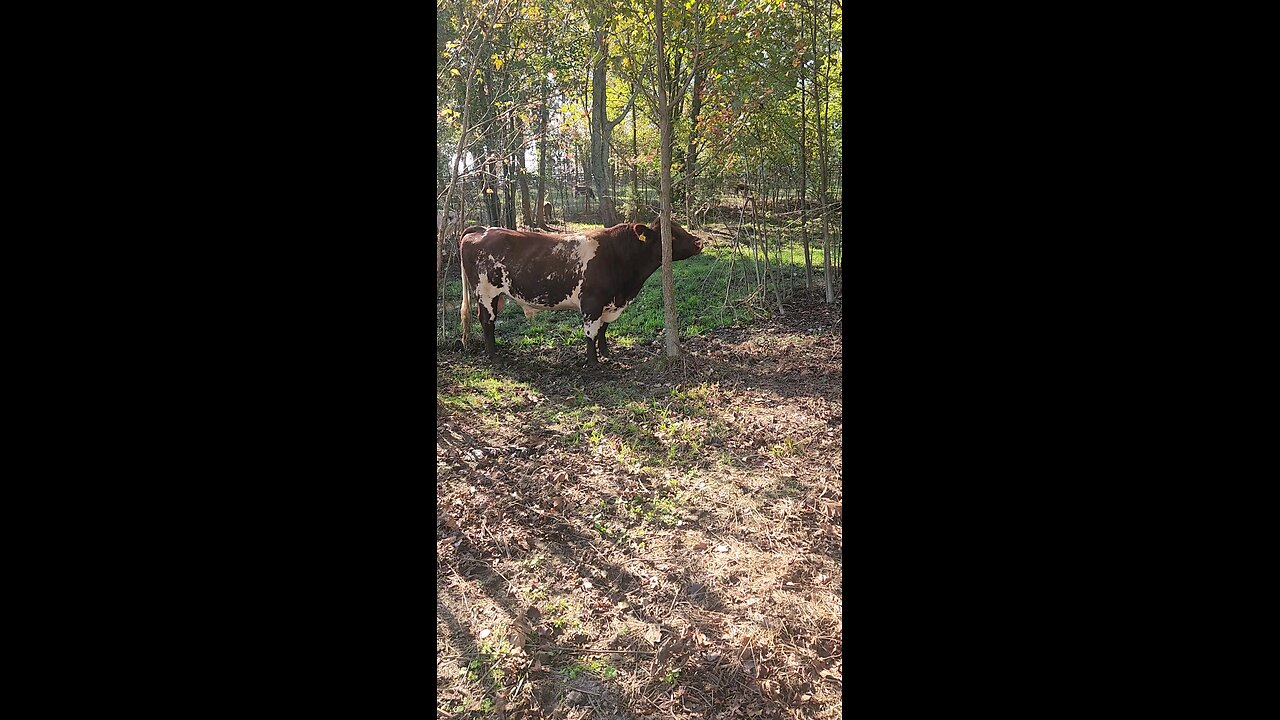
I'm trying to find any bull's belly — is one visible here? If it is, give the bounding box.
[510,294,579,320]
[484,276,631,324]
[506,293,631,322]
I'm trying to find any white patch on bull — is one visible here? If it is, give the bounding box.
[570,235,597,266]
[583,317,603,340]
[475,255,511,321]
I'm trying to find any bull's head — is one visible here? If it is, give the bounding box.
[635,221,704,260]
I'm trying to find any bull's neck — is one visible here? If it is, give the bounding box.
[639,244,665,281]
[617,242,665,303]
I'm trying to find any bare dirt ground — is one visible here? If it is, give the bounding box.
[437,294,842,719]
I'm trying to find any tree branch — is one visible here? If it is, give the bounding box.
[607,92,635,129]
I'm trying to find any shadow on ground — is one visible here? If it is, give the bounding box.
[437,297,842,719]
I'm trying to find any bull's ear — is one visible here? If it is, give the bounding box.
[634,223,651,241]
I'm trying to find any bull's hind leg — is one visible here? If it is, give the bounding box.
[478,305,497,356]
[477,290,506,357]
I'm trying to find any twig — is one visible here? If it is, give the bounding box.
[546,645,657,655]
[568,686,605,697]
[641,693,665,713]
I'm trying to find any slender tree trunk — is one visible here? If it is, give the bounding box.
[557,175,568,225]
[799,72,812,289]
[819,0,833,303]
[590,30,634,228]
[684,18,705,228]
[536,60,549,227]
[761,225,784,315]
[506,149,517,229]
[438,42,482,298]
[515,116,533,227]
[631,81,639,221]
[484,151,500,226]
[655,0,679,359]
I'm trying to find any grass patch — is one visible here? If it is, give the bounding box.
[543,596,583,632]
[542,381,727,472]
[438,364,536,415]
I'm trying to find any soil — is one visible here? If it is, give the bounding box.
[437,293,842,719]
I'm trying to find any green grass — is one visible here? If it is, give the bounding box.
[456,635,517,716]
[560,657,618,682]
[437,365,536,414]
[539,382,726,474]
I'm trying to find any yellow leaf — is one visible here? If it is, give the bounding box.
[450,68,460,77]
[494,57,504,70]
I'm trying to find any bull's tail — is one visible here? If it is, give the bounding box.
[460,246,472,349]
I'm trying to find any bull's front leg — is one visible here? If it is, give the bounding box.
[596,322,610,359]
[581,304,605,366]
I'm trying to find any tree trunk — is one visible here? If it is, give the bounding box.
[684,18,706,228]
[684,76,704,226]
[485,150,501,226]
[655,0,679,359]
[631,81,638,221]
[589,30,634,228]
[818,0,833,303]
[590,30,616,226]
[515,115,533,227]
[506,149,517,229]
[437,40,482,299]
[799,71,812,289]
[536,60,550,227]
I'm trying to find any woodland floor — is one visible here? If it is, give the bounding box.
[437,292,842,720]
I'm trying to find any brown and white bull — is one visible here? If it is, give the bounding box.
[459,222,703,365]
